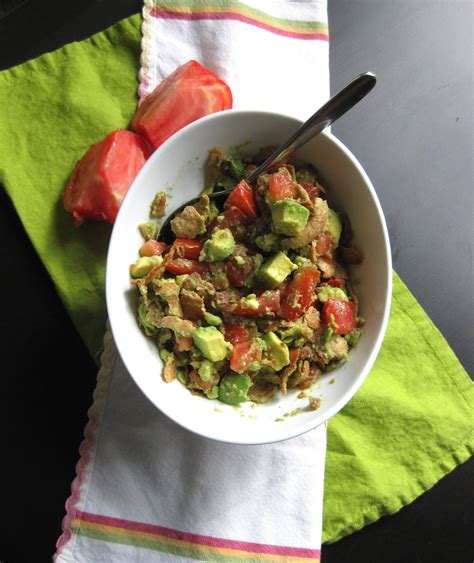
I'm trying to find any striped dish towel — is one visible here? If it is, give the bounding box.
[55,2,330,561]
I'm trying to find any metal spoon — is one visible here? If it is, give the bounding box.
[158,71,376,244]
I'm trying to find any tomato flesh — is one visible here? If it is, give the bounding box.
[279,269,320,321]
[323,298,357,334]
[225,180,258,221]
[301,183,320,200]
[165,258,208,276]
[223,324,250,345]
[173,238,203,260]
[234,290,280,316]
[62,129,150,227]
[132,60,232,150]
[268,169,297,200]
[230,340,262,373]
[139,240,168,257]
[315,233,332,255]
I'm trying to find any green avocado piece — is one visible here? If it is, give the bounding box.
[203,311,222,326]
[325,208,342,245]
[198,360,215,381]
[317,285,348,303]
[138,301,156,331]
[199,228,236,262]
[192,326,229,361]
[218,373,251,405]
[264,331,290,371]
[129,255,163,278]
[271,200,309,236]
[139,222,158,241]
[258,251,297,289]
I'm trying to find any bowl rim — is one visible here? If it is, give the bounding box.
[106,108,392,445]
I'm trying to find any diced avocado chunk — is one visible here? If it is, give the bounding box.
[317,286,348,303]
[271,200,309,236]
[325,208,342,245]
[139,222,158,241]
[218,373,251,405]
[199,228,236,262]
[129,255,163,278]
[150,192,167,218]
[192,326,229,361]
[198,360,215,381]
[206,385,219,399]
[258,251,297,289]
[229,157,245,179]
[345,328,362,347]
[255,232,280,252]
[158,347,171,362]
[264,331,290,371]
[240,293,259,310]
[175,274,189,286]
[203,311,222,326]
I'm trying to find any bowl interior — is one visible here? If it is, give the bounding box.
[106,110,392,444]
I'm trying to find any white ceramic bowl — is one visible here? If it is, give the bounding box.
[106,110,392,445]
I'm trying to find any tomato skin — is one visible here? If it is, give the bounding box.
[279,269,320,321]
[301,183,320,200]
[225,180,258,221]
[315,234,332,255]
[139,240,168,257]
[230,340,262,373]
[234,290,280,316]
[132,60,232,150]
[327,278,345,288]
[173,238,203,260]
[62,129,150,227]
[165,258,208,276]
[323,298,357,334]
[223,324,250,345]
[208,206,249,240]
[268,169,297,200]
[215,290,280,317]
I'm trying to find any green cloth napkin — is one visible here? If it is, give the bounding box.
[0,15,472,544]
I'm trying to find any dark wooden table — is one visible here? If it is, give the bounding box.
[1,1,472,561]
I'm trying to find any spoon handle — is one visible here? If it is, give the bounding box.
[247,72,377,183]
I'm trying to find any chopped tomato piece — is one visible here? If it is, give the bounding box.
[315,233,332,255]
[224,180,258,221]
[268,169,297,200]
[165,258,208,276]
[323,298,357,334]
[225,257,253,288]
[301,183,320,200]
[208,206,249,241]
[223,324,250,345]
[173,238,203,260]
[62,129,151,227]
[328,278,345,288]
[230,340,262,374]
[132,60,232,149]
[279,269,320,321]
[139,240,168,257]
[234,290,280,316]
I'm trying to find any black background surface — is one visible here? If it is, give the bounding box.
[0,1,472,561]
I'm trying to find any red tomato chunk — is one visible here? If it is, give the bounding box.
[173,238,203,260]
[62,129,150,227]
[323,298,357,334]
[230,340,262,374]
[224,180,258,221]
[165,259,208,276]
[279,269,320,321]
[132,60,233,150]
[223,324,250,345]
[268,169,297,200]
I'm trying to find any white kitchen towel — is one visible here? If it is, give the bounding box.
[55,2,330,561]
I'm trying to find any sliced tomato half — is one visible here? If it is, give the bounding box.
[132,60,233,150]
[62,129,151,227]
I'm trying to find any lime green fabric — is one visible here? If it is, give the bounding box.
[0,15,472,543]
